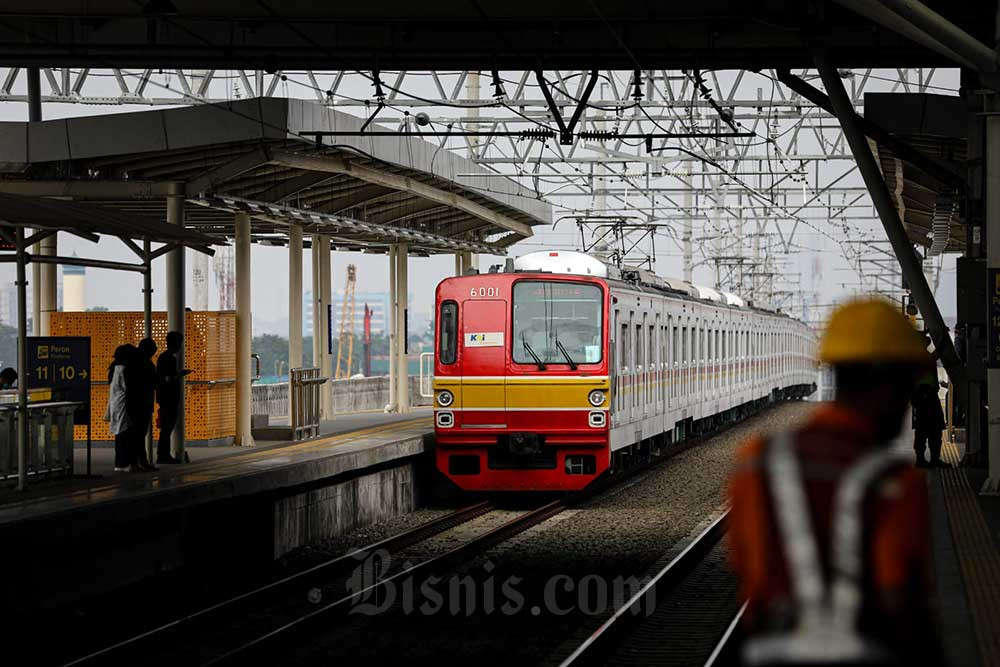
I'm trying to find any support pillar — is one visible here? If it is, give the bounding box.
[27,68,40,338]
[312,236,322,372]
[386,245,398,411]
[984,105,1000,492]
[815,53,962,380]
[395,244,410,413]
[318,235,333,419]
[288,224,303,371]
[143,240,153,463]
[166,183,186,461]
[15,229,27,491]
[235,212,254,447]
[38,234,56,335]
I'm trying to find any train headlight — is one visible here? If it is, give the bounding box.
[437,390,454,407]
[588,390,606,407]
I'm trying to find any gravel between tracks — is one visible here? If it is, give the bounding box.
[276,401,814,667]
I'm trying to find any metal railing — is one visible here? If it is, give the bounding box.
[290,367,325,441]
[252,382,288,417]
[0,401,80,483]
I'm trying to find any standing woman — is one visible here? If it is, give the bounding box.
[108,344,135,472]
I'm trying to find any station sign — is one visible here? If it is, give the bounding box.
[989,269,1000,368]
[24,336,92,424]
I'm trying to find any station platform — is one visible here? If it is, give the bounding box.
[930,440,1000,667]
[0,408,433,611]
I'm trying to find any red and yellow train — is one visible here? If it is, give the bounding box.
[433,250,816,492]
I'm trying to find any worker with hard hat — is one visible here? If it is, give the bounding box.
[728,298,941,666]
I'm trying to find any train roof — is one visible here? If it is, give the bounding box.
[508,250,788,318]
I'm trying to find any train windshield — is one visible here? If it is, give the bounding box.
[512,281,603,366]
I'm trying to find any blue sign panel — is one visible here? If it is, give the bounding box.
[24,336,92,424]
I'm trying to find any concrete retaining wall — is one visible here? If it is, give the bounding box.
[2,436,431,612]
[330,375,432,414]
[273,462,417,557]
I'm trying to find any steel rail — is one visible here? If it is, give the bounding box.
[203,498,569,666]
[60,500,495,667]
[703,600,748,667]
[557,510,731,667]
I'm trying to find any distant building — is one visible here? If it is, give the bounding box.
[0,286,30,329]
[63,262,86,311]
[0,279,62,329]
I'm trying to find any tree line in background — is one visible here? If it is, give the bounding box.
[252,325,434,381]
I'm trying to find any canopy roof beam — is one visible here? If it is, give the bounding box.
[269,150,534,238]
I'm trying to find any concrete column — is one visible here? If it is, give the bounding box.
[31,261,39,335]
[985,109,1000,492]
[235,212,254,447]
[386,245,398,411]
[311,236,322,370]
[38,234,56,335]
[166,183,186,461]
[143,240,153,463]
[395,244,410,412]
[454,253,463,277]
[27,69,41,338]
[318,235,333,418]
[288,224,303,370]
[15,229,27,491]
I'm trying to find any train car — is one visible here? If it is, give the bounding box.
[432,250,817,492]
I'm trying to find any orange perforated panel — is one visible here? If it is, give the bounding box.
[51,311,237,443]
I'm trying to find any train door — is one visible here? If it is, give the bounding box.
[460,299,506,428]
[647,318,655,418]
[622,313,629,420]
[610,308,619,421]
[634,314,643,419]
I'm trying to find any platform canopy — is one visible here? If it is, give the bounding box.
[0,192,217,253]
[0,97,551,255]
[863,92,967,255]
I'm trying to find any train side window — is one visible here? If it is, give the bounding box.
[438,301,458,364]
[635,324,643,368]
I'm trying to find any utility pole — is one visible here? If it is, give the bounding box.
[682,169,693,282]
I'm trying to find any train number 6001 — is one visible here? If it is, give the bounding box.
[470,287,500,297]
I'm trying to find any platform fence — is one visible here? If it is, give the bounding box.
[289,367,323,440]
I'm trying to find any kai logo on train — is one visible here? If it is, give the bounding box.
[465,332,504,347]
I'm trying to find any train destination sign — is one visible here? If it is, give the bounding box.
[25,336,92,425]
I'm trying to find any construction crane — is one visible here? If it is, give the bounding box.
[335,264,357,379]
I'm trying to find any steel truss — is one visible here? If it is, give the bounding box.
[0,65,955,317]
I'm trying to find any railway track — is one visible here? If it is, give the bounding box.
[555,510,739,667]
[62,413,766,667]
[61,500,496,667]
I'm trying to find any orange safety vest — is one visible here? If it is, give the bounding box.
[727,404,936,664]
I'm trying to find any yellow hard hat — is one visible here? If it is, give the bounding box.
[819,297,931,365]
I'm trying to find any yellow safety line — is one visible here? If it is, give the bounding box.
[940,441,1000,667]
[14,417,431,507]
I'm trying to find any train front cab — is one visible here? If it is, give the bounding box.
[433,274,610,491]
